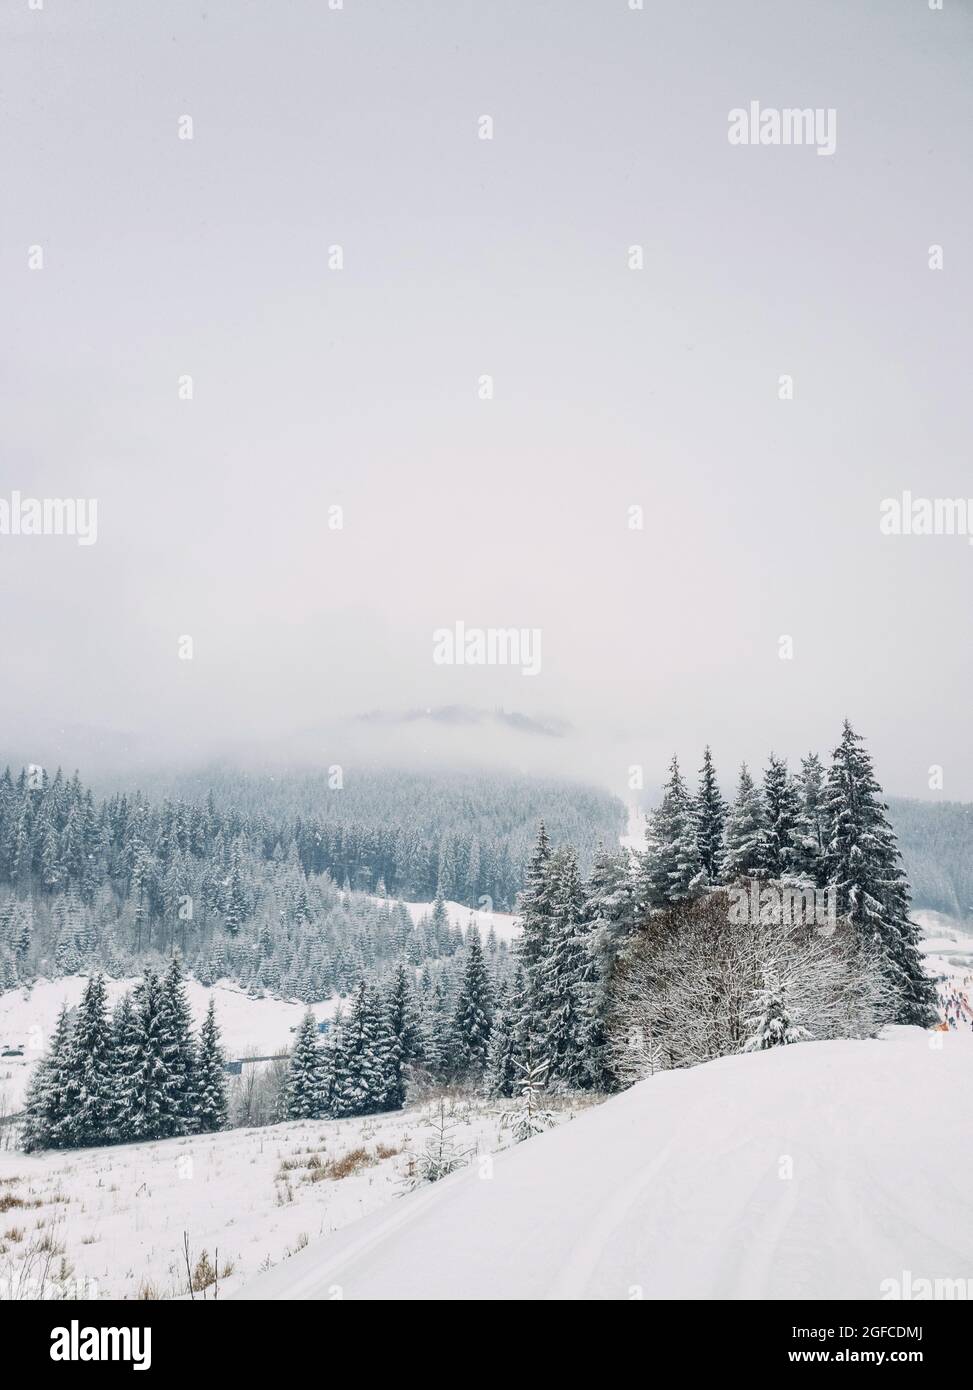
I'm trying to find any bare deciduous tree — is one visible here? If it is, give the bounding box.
[607,891,892,1085]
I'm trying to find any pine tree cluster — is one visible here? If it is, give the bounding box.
[22,957,228,1151]
[635,723,935,1025]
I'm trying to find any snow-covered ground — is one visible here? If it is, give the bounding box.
[235,1026,973,1301]
[363,895,520,945]
[0,1095,584,1300]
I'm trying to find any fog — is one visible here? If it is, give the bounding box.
[2,0,972,799]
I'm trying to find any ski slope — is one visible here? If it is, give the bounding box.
[236,1026,973,1300]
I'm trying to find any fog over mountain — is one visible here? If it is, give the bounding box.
[2,0,972,798]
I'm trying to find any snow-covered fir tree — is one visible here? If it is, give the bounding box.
[721,763,770,882]
[127,968,177,1142]
[641,757,706,906]
[59,973,114,1148]
[517,822,556,984]
[762,754,803,879]
[794,752,828,884]
[695,746,727,883]
[743,971,810,1051]
[503,1047,555,1143]
[109,991,142,1143]
[331,980,388,1117]
[20,1004,73,1152]
[194,997,228,1131]
[423,970,456,1085]
[485,980,521,1098]
[451,930,494,1081]
[822,721,936,1026]
[583,844,639,972]
[158,955,197,1135]
[383,962,424,1108]
[540,849,597,1091]
[286,1008,327,1119]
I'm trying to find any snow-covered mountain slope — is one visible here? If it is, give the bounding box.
[361,895,520,944]
[236,1026,973,1301]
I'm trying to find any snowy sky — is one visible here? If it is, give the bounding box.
[2,0,972,798]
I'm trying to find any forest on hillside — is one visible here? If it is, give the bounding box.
[0,763,622,997]
[887,798,973,919]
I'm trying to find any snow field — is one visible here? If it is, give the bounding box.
[0,1094,584,1300]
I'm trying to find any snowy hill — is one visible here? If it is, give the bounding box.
[236,1026,973,1301]
[364,895,520,944]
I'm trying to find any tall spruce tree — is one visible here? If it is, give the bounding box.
[331,981,388,1117]
[762,755,802,879]
[194,997,228,1131]
[822,721,936,1025]
[21,1004,73,1151]
[128,968,177,1141]
[423,970,456,1084]
[110,991,142,1143]
[286,1008,326,1119]
[518,823,555,977]
[485,980,521,1098]
[695,746,727,883]
[452,930,494,1081]
[540,849,597,1091]
[584,845,639,971]
[721,764,770,882]
[384,962,424,1109]
[60,973,114,1148]
[794,753,828,884]
[641,757,706,906]
[159,955,196,1134]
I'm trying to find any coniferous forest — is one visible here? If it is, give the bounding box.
[0,765,622,995]
[14,720,938,1154]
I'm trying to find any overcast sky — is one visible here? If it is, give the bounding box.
[2,0,971,798]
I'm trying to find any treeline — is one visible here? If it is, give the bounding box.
[0,766,623,977]
[21,958,228,1152]
[0,865,508,1007]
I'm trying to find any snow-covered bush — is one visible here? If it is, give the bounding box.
[607,890,892,1084]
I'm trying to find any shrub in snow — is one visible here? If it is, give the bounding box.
[743,970,810,1051]
[501,1053,556,1144]
[405,1100,471,1188]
